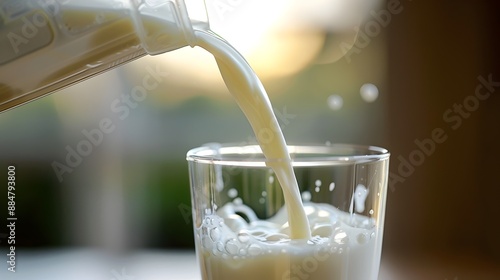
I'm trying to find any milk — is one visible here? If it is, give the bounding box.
[196,201,381,280]
[192,30,383,279]
[194,30,311,240]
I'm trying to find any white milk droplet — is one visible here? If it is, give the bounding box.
[239,248,247,256]
[216,242,224,252]
[327,94,343,111]
[315,180,322,187]
[238,232,250,243]
[315,186,320,193]
[268,176,274,184]
[259,197,265,204]
[228,188,238,198]
[262,191,267,197]
[369,209,374,215]
[301,191,312,202]
[329,182,335,191]
[248,244,262,256]
[225,239,239,255]
[233,198,243,205]
[209,228,221,241]
[354,184,369,213]
[360,83,379,103]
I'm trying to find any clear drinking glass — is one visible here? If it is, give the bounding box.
[186,143,390,280]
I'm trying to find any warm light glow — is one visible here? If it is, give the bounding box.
[247,29,324,79]
[283,0,378,31]
[132,0,382,105]
[206,0,287,54]
[204,0,325,79]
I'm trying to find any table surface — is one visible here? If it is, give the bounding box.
[0,249,498,279]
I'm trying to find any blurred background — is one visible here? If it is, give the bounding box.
[1,0,499,279]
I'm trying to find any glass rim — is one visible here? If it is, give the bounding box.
[186,143,390,167]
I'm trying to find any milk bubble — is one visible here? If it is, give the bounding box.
[301,191,312,202]
[312,224,333,237]
[233,197,243,205]
[216,242,224,252]
[210,227,221,241]
[228,188,238,198]
[238,232,251,243]
[247,244,262,256]
[225,239,239,255]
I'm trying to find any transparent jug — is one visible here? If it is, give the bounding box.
[0,0,208,112]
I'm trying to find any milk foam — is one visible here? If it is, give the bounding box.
[196,199,380,280]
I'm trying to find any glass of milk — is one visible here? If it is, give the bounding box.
[187,143,390,280]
